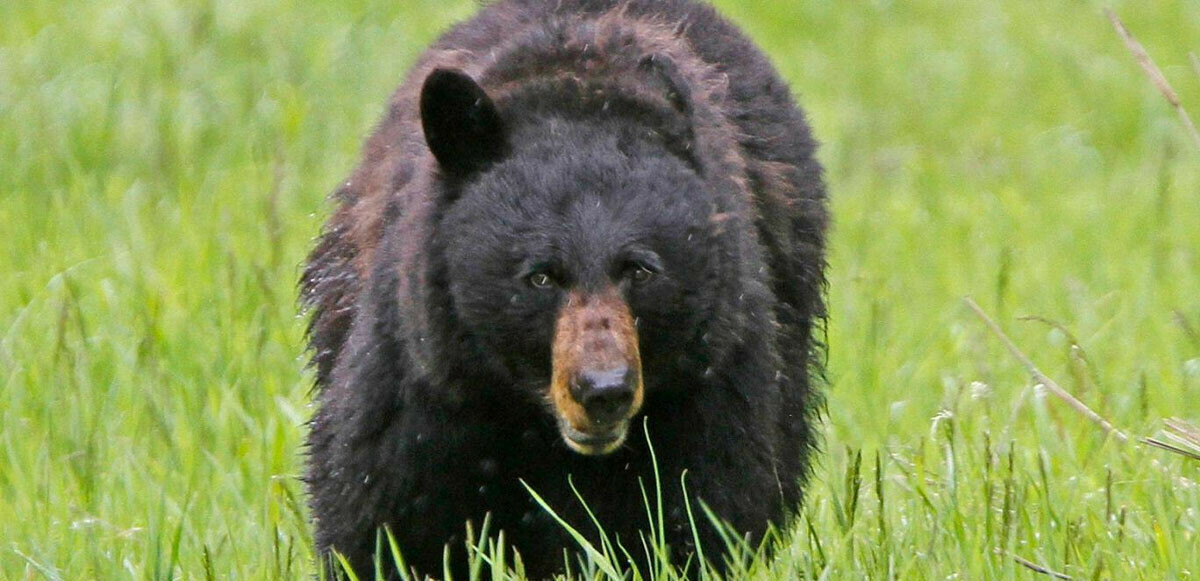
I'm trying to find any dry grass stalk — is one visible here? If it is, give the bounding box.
[967,299,1200,465]
[964,298,1129,443]
[1166,417,1200,441]
[1010,552,1074,580]
[1106,9,1200,152]
[1142,438,1200,461]
[1143,418,1200,462]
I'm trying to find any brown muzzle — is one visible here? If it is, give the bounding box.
[550,289,644,455]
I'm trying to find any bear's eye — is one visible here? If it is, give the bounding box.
[626,264,655,284]
[527,272,555,289]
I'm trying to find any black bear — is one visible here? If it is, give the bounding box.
[302,0,828,578]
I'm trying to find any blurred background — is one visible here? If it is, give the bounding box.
[2,0,1197,577]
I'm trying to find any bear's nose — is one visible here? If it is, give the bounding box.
[570,367,635,426]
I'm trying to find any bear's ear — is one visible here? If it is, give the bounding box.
[639,54,693,116]
[638,54,701,169]
[420,68,507,176]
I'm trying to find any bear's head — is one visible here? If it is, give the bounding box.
[420,68,728,455]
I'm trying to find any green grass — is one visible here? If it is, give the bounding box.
[2,0,1198,578]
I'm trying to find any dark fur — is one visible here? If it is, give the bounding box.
[301,0,828,578]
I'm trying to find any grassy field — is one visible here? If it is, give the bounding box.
[3,0,1199,578]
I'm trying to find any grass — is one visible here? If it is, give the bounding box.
[2,0,1198,578]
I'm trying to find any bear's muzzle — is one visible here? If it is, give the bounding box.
[550,288,643,455]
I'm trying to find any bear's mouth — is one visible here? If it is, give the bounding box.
[549,288,644,456]
[558,419,629,455]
